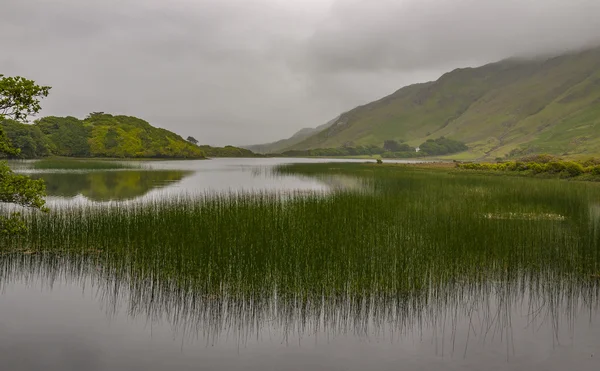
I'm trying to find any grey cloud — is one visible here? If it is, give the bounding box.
[305,0,600,73]
[1,0,599,145]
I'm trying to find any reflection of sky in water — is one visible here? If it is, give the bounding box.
[1,273,598,371]
[13,158,423,206]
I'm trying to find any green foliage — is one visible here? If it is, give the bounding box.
[278,137,467,158]
[458,158,599,179]
[518,154,558,163]
[564,162,585,177]
[4,114,206,159]
[0,148,47,234]
[199,145,259,158]
[280,144,395,157]
[418,137,468,156]
[0,74,51,122]
[36,116,92,156]
[383,140,411,152]
[84,114,204,158]
[0,119,51,158]
[0,74,49,236]
[187,136,199,145]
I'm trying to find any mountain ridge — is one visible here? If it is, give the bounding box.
[263,46,600,159]
[243,116,338,154]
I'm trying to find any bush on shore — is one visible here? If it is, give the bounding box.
[457,157,598,179]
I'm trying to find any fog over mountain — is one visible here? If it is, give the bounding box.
[2,0,599,145]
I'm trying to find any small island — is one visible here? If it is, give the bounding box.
[1,112,258,159]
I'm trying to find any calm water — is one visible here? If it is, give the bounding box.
[11,158,383,205]
[1,158,599,370]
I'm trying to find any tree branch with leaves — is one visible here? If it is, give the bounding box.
[1,74,51,235]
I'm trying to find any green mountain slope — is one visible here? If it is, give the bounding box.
[284,47,600,159]
[1,113,205,158]
[244,117,338,154]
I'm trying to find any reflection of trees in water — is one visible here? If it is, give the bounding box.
[32,170,192,201]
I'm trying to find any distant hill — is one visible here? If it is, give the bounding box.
[271,47,600,159]
[1,113,206,159]
[243,117,338,154]
[199,145,260,158]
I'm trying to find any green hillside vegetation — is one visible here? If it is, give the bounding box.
[198,145,261,158]
[1,113,205,159]
[279,47,600,159]
[279,137,467,158]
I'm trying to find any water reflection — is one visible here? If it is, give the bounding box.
[2,160,600,370]
[1,254,598,367]
[30,170,192,201]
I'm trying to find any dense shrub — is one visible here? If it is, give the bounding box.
[199,145,258,157]
[457,159,598,179]
[563,162,585,177]
[582,158,600,167]
[419,137,468,156]
[545,161,566,174]
[0,119,51,158]
[383,140,411,152]
[529,163,544,174]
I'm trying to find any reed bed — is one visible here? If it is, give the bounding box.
[1,163,600,339]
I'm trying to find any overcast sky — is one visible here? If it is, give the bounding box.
[2,0,600,146]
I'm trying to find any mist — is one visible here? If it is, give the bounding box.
[2,0,599,145]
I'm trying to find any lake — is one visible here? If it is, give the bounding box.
[10,158,386,205]
[1,158,599,371]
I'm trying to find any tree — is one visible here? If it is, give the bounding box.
[186,136,199,145]
[383,140,401,152]
[383,139,412,153]
[1,74,50,235]
[1,75,51,122]
[0,119,51,158]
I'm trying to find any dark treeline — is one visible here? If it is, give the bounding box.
[198,145,263,158]
[278,137,468,158]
